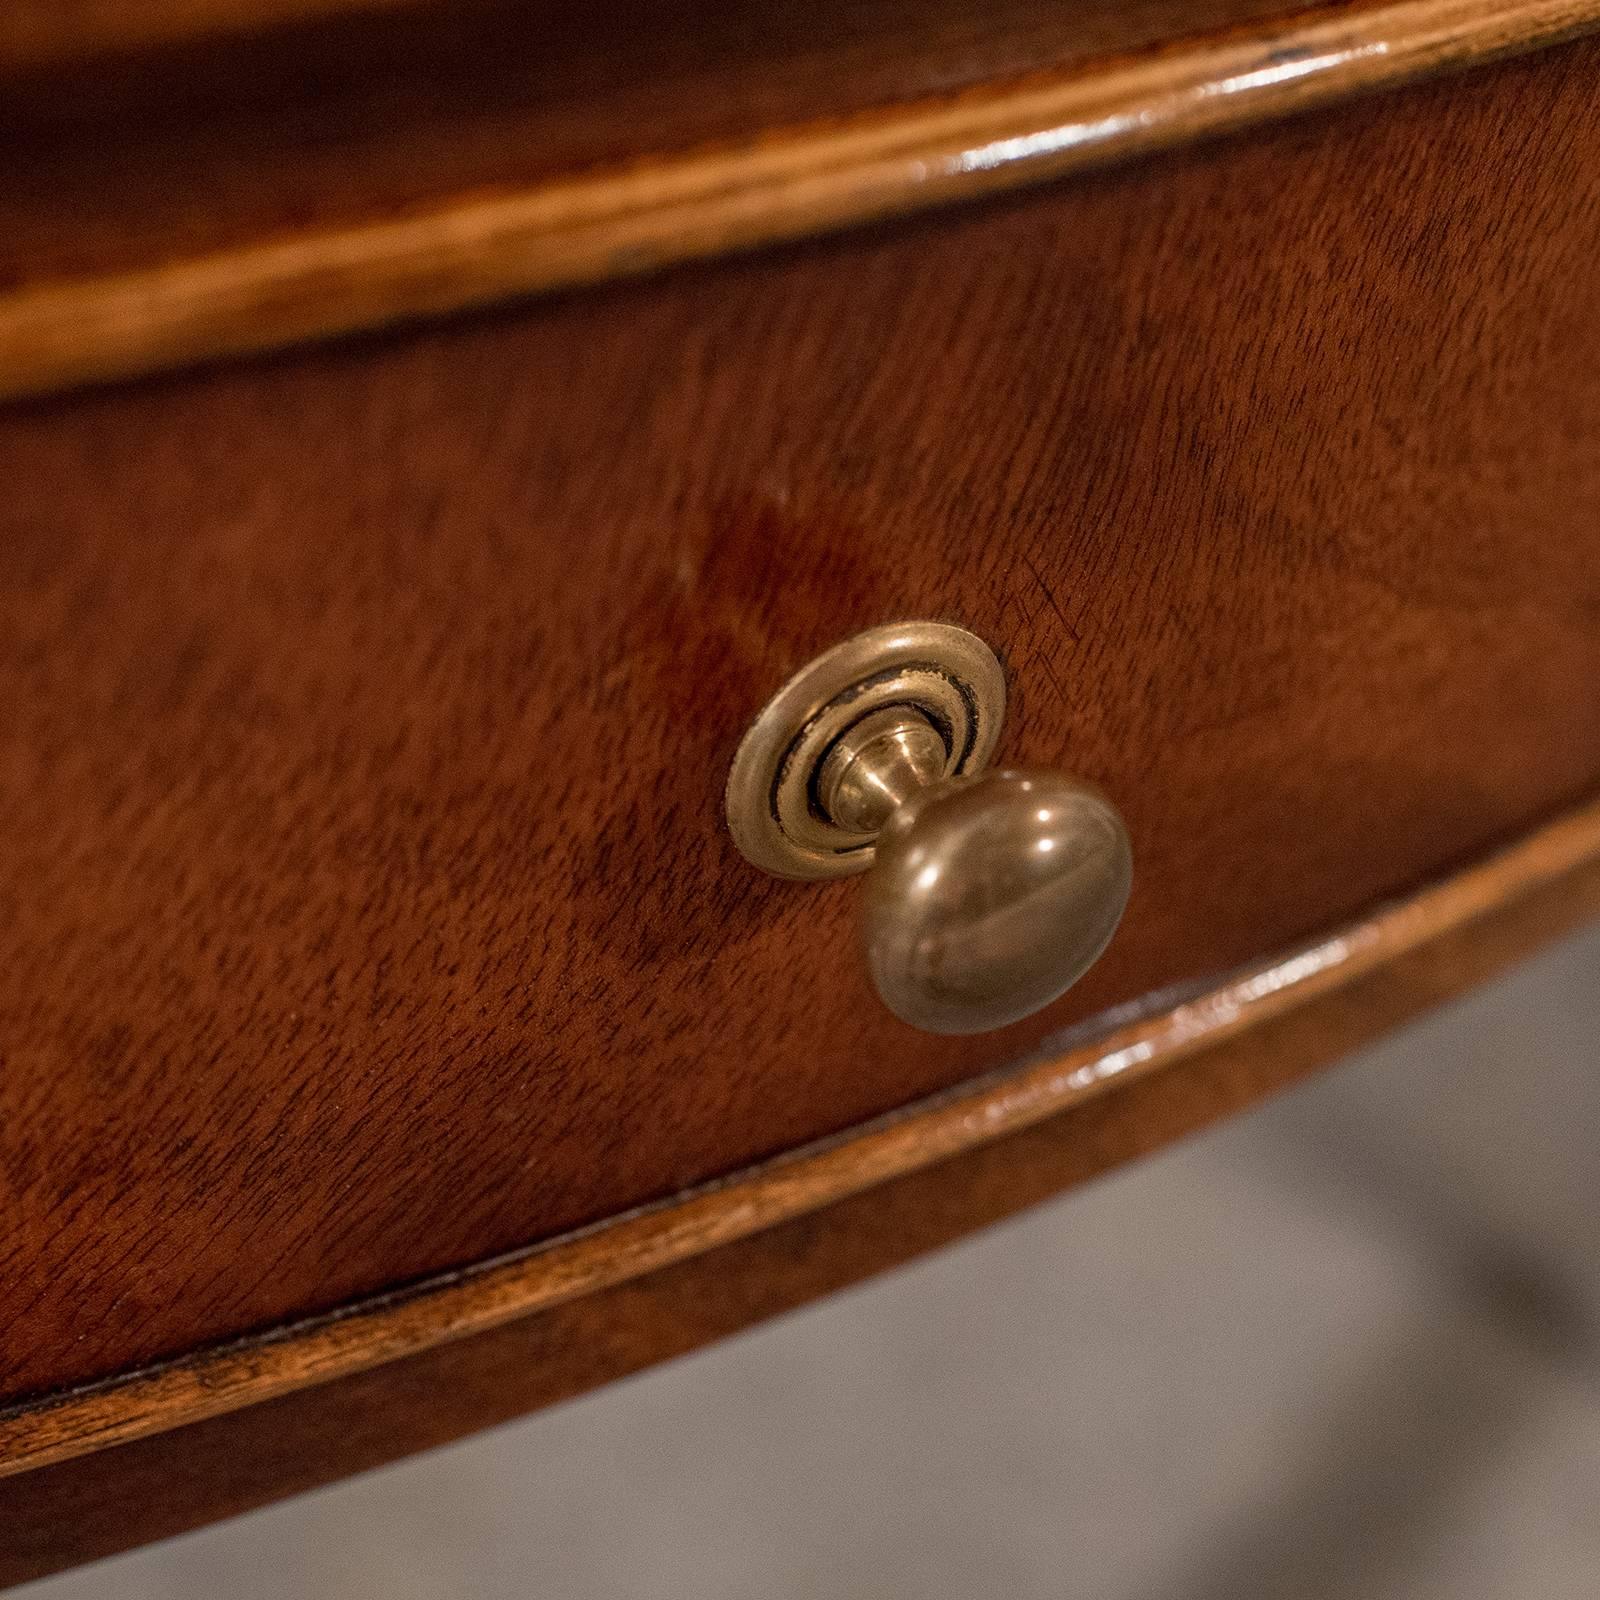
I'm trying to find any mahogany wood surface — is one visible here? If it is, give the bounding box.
[0,0,420,73]
[6,796,1600,1485]
[2,0,1598,399]
[5,35,1600,1427]
[5,796,1600,1586]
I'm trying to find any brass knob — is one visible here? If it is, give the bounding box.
[819,707,1130,1033]
[725,623,1132,1036]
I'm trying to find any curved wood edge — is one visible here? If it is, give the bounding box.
[4,793,1600,1484]
[3,0,1599,403]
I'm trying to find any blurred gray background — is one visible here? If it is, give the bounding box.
[26,925,1600,1600]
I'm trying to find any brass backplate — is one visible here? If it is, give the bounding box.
[725,621,1005,879]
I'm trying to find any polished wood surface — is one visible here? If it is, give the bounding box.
[5,37,1600,1423]
[2,0,1597,399]
[5,794,1600,1586]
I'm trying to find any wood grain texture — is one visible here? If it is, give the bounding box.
[0,0,1597,399]
[4,793,1600,1585]
[5,33,1600,1419]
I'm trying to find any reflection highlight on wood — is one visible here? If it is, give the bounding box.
[1,0,1597,400]
[4,791,1599,1481]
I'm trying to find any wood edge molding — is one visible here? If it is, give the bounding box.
[4,0,1599,404]
[4,791,1600,1480]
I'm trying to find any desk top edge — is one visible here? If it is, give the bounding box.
[1,0,1597,402]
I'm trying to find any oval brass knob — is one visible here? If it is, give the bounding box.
[819,708,1131,1034]
[725,623,1133,1036]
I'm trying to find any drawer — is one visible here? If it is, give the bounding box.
[5,36,1600,1418]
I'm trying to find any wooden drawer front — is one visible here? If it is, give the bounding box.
[4,41,1600,1404]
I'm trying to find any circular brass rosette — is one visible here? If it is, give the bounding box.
[725,621,1005,880]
